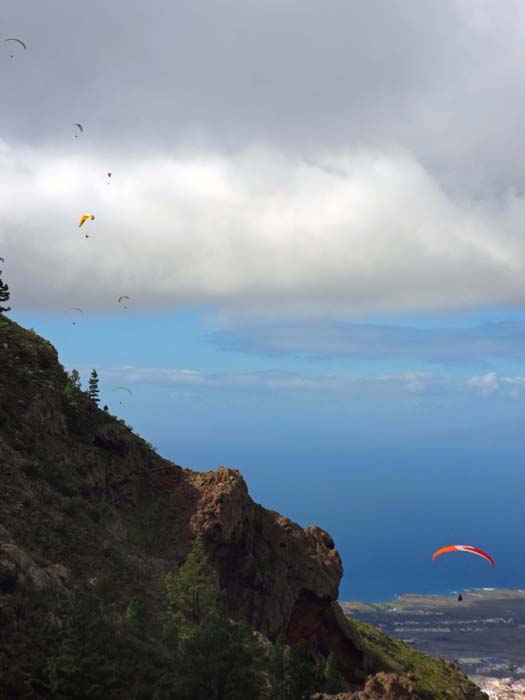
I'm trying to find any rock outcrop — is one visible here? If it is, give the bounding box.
[0,542,69,594]
[152,464,365,682]
[314,672,417,699]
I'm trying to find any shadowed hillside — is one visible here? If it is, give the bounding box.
[0,316,487,699]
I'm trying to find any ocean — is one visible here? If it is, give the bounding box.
[161,440,525,603]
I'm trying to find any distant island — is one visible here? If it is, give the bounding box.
[343,588,525,697]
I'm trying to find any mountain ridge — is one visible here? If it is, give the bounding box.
[0,315,486,699]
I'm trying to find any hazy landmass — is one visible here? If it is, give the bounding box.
[343,589,525,698]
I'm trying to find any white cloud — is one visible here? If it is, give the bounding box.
[468,372,500,394]
[468,372,525,396]
[2,143,525,316]
[98,365,434,392]
[93,365,525,402]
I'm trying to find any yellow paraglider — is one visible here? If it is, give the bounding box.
[79,215,95,227]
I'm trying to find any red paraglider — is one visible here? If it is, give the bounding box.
[432,545,495,567]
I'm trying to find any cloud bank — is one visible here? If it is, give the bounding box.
[209,320,525,364]
[100,364,525,400]
[2,143,525,316]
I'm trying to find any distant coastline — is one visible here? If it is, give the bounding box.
[341,587,525,607]
[341,588,525,681]
[342,587,524,606]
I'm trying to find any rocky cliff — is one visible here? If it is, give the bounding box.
[0,315,487,699]
[0,316,364,683]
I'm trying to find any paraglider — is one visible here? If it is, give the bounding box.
[74,123,83,138]
[457,593,463,602]
[113,386,132,405]
[432,545,495,567]
[118,295,129,309]
[107,172,112,184]
[79,214,95,237]
[5,38,26,57]
[67,307,84,325]
[79,214,94,227]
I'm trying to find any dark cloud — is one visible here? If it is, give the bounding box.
[4,2,525,316]
[208,319,525,364]
[2,1,525,192]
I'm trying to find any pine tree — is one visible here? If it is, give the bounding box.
[323,652,346,694]
[286,640,321,700]
[160,535,266,700]
[172,615,265,700]
[164,535,222,640]
[88,369,100,404]
[0,271,10,313]
[48,589,118,699]
[269,632,288,700]
[69,369,81,389]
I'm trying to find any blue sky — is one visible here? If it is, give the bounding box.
[3,0,525,599]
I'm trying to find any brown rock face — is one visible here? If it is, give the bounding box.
[314,672,417,700]
[0,543,69,594]
[149,465,366,682]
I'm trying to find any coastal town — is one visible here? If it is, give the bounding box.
[343,590,525,699]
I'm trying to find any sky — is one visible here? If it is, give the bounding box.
[2,0,525,600]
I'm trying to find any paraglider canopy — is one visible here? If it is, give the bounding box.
[432,545,495,567]
[74,123,83,138]
[113,386,132,394]
[67,307,84,325]
[117,295,129,304]
[5,38,26,58]
[5,38,26,49]
[79,214,95,228]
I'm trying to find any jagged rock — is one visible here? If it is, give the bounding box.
[157,464,365,682]
[0,543,69,593]
[357,672,417,699]
[314,672,417,700]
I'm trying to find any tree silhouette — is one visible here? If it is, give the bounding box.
[69,369,81,389]
[88,369,100,404]
[0,271,10,313]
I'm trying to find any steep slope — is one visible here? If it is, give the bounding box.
[0,316,364,683]
[0,316,487,699]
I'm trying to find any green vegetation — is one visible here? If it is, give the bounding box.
[69,369,82,389]
[0,317,487,700]
[355,620,486,700]
[323,652,347,694]
[88,369,100,404]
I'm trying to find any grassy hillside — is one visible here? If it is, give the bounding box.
[355,620,487,700]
